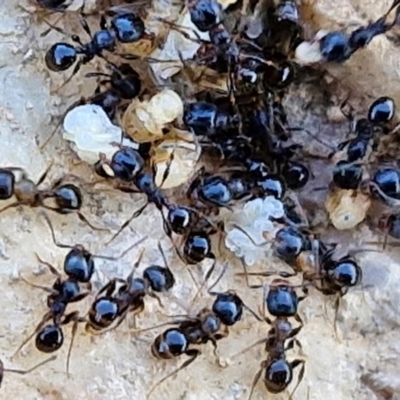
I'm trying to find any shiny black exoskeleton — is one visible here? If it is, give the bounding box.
[315,248,361,295]
[189,0,222,32]
[95,146,145,181]
[45,13,146,74]
[368,96,396,125]
[281,162,309,190]
[36,0,69,11]
[255,174,286,199]
[85,63,141,118]
[274,227,309,263]
[0,169,15,199]
[211,291,243,326]
[379,213,400,239]
[332,161,363,190]
[183,232,214,264]
[14,264,90,370]
[86,245,174,333]
[63,246,95,283]
[266,282,299,318]
[319,0,400,62]
[371,168,400,204]
[244,311,305,397]
[183,102,239,136]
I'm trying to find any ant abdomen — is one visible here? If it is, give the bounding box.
[35,325,64,353]
[152,329,188,359]
[45,43,77,72]
[143,266,175,292]
[0,170,15,200]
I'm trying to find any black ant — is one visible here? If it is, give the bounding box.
[44,11,149,88]
[85,242,174,334]
[229,281,306,399]
[12,228,146,375]
[0,356,57,388]
[319,0,400,62]
[331,96,396,190]
[34,0,72,12]
[0,164,106,231]
[133,263,261,398]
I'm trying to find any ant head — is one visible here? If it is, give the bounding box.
[319,31,351,63]
[264,359,293,393]
[368,96,395,125]
[371,167,400,204]
[275,227,305,261]
[143,265,175,292]
[64,246,95,283]
[282,161,309,190]
[111,147,145,181]
[167,206,193,235]
[153,328,188,359]
[110,13,145,43]
[45,43,77,72]
[326,258,361,289]
[54,184,82,211]
[189,0,222,32]
[266,284,299,318]
[332,161,363,190]
[111,66,141,100]
[211,291,243,326]
[183,232,212,264]
[0,169,15,200]
[35,325,64,353]
[88,298,119,331]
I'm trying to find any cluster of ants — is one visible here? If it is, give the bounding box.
[3,0,400,398]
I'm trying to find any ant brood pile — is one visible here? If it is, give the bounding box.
[3,0,400,398]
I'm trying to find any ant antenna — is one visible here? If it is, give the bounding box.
[40,210,148,260]
[1,355,57,386]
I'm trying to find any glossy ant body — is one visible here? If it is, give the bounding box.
[13,220,146,374]
[319,0,400,62]
[0,165,105,231]
[231,279,306,399]
[331,96,395,190]
[45,12,148,87]
[137,263,260,398]
[85,243,174,334]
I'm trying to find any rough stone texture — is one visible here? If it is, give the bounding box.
[1,0,400,400]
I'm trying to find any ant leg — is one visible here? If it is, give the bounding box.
[229,337,269,360]
[36,162,54,186]
[146,349,200,399]
[333,295,341,340]
[0,202,20,215]
[189,258,219,310]
[76,211,110,232]
[35,253,61,277]
[39,211,73,249]
[247,364,264,400]
[50,61,83,94]
[62,311,83,377]
[79,17,93,39]
[96,279,118,299]
[12,311,53,358]
[289,314,304,338]
[106,203,148,245]
[19,276,59,295]
[126,249,145,283]
[2,355,57,379]
[289,359,306,399]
